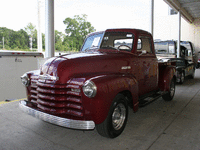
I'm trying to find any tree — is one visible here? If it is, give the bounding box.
[17,29,29,49]
[24,23,37,50]
[42,33,45,50]
[55,30,65,51]
[63,14,96,51]
[24,22,36,38]
[0,27,29,50]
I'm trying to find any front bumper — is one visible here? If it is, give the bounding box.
[19,100,95,130]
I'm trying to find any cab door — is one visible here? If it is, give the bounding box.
[136,36,158,96]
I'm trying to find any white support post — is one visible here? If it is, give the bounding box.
[150,0,154,37]
[45,0,55,58]
[37,0,42,52]
[177,11,181,58]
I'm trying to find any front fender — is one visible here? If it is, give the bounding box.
[158,66,176,91]
[83,74,138,124]
[23,70,40,101]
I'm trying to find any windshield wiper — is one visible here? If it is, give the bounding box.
[84,46,99,52]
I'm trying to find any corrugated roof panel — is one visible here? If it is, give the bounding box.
[164,0,200,23]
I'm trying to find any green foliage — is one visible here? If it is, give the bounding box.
[0,23,39,51]
[0,27,29,50]
[0,15,96,52]
[42,33,45,50]
[24,23,36,37]
[63,14,96,51]
[24,22,37,50]
[55,30,64,51]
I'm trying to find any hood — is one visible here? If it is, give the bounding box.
[39,51,133,84]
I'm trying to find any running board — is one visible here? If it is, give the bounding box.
[139,93,162,107]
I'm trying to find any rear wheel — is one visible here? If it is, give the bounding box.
[162,78,175,101]
[96,94,128,138]
[189,69,195,79]
[179,72,185,84]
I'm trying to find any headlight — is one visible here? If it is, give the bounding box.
[21,73,30,87]
[82,80,97,98]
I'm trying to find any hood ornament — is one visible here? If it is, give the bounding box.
[39,74,59,81]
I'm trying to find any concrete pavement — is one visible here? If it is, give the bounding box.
[1,70,200,150]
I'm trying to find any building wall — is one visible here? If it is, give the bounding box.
[181,18,194,42]
[154,15,179,41]
[193,19,200,53]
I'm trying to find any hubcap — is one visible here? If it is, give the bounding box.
[112,103,126,130]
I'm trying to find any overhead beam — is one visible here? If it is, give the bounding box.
[164,0,194,23]
[181,2,200,8]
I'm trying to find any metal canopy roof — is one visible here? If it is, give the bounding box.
[164,0,200,23]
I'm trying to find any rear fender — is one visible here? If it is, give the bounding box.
[158,66,176,91]
[83,74,138,124]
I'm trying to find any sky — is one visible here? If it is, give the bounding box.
[0,0,169,34]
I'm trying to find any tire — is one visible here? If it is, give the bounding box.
[96,94,128,138]
[162,78,175,101]
[179,72,185,84]
[189,69,195,79]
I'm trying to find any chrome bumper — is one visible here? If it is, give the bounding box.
[19,100,95,130]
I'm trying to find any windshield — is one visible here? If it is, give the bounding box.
[81,33,104,52]
[100,32,134,51]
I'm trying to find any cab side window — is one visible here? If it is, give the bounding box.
[137,36,152,54]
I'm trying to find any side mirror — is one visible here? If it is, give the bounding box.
[142,50,147,54]
[139,50,147,56]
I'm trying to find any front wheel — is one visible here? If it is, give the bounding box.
[96,94,128,138]
[162,78,175,101]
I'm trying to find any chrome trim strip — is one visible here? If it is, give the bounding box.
[19,101,95,130]
[39,74,59,81]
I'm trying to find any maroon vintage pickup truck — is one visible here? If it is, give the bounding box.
[20,29,176,138]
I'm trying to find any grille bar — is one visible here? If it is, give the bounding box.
[37,104,83,117]
[30,80,83,118]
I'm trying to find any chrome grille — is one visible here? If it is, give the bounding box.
[30,76,38,105]
[29,77,83,118]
